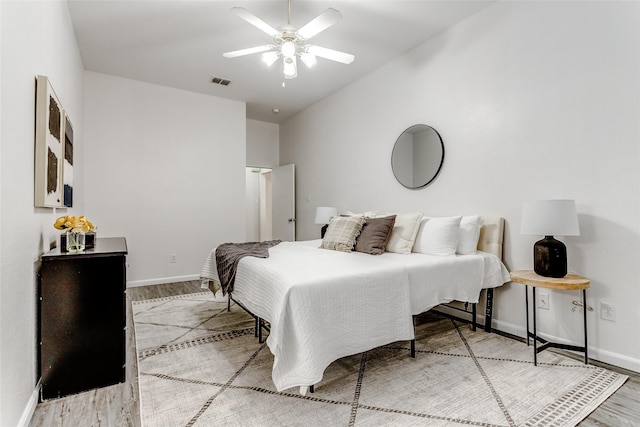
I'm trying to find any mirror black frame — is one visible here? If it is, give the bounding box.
[391,124,444,189]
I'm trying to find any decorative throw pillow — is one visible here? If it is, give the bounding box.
[320,216,365,252]
[457,215,484,255]
[412,216,462,256]
[354,215,396,255]
[345,211,377,218]
[385,213,423,254]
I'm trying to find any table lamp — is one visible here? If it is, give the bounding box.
[520,200,580,278]
[315,207,337,238]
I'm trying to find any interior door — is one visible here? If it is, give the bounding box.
[271,164,295,241]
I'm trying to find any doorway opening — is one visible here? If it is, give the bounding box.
[245,164,295,242]
[245,167,272,242]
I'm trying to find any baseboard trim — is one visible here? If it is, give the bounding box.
[491,318,640,373]
[429,306,640,373]
[18,381,40,427]
[127,274,199,288]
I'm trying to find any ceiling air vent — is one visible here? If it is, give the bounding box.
[211,76,232,86]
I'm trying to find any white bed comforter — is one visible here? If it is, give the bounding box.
[202,240,415,392]
[200,240,509,392]
[380,250,510,315]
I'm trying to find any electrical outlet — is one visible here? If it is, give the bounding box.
[169,254,177,263]
[601,302,616,321]
[537,292,550,310]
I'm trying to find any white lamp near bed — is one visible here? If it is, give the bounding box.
[520,200,580,278]
[315,206,338,238]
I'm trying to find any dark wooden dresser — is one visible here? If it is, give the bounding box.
[38,237,127,400]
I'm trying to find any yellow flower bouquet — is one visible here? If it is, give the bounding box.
[54,215,95,233]
[54,216,95,252]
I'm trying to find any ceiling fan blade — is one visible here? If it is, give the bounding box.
[306,45,354,65]
[223,45,274,59]
[297,8,342,40]
[231,7,280,38]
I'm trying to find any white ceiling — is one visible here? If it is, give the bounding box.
[68,1,493,123]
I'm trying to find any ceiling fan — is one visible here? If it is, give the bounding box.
[223,0,355,80]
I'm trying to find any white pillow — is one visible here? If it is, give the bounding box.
[457,215,484,255]
[385,213,423,254]
[412,216,462,256]
[345,211,377,218]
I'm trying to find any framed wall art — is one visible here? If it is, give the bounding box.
[63,113,74,207]
[35,75,65,208]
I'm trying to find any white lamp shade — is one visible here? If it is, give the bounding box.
[315,207,338,225]
[300,52,317,68]
[262,51,279,67]
[521,200,580,236]
[283,56,297,79]
[281,40,296,58]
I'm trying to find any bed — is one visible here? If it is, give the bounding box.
[200,216,509,393]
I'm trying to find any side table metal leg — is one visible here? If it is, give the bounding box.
[583,289,589,365]
[532,287,538,366]
[525,286,530,346]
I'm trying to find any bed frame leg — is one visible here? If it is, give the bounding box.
[258,318,263,343]
[472,303,477,332]
[309,385,314,394]
[410,315,417,358]
[484,289,494,333]
[227,294,231,312]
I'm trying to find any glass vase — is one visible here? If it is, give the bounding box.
[66,231,86,253]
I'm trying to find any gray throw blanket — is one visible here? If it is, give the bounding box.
[215,240,281,295]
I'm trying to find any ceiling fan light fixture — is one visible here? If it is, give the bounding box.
[223,2,354,81]
[262,51,279,67]
[281,40,296,58]
[300,52,317,68]
[283,56,297,79]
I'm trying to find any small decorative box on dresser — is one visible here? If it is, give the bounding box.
[38,237,128,400]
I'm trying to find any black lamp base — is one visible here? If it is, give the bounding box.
[321,224,329,239]
[534,236,567,278]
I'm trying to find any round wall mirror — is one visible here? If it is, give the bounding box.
[391,124,444,189]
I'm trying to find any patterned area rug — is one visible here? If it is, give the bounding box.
[132,292,627,426]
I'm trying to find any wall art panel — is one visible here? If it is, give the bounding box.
[35,75,64,208]
[63,113,74,207]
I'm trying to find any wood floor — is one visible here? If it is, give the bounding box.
[28,280,640,427]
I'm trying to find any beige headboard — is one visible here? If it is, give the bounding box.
[477,217,505,260]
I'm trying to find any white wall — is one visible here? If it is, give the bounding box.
[246,119,279,241]
[280,1,640,371]
[247,119,279,168]
[0,1,85,425]
[83,72,246,286]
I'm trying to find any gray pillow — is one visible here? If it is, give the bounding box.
[354,215,397,255]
